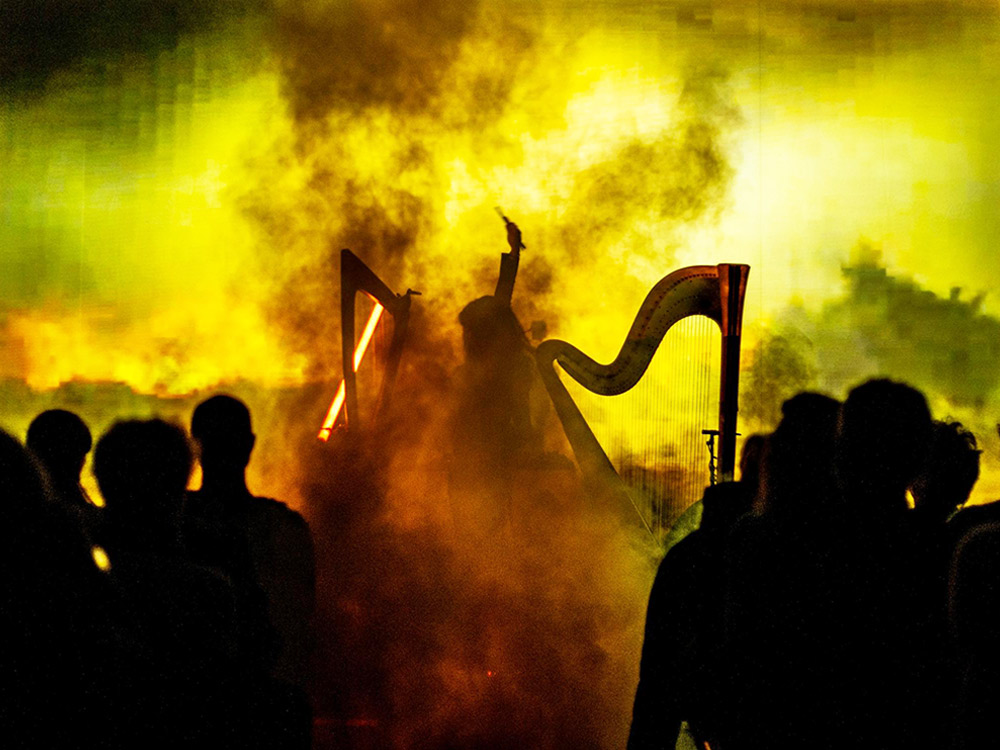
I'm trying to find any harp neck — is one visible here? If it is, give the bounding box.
[340,249,416,433]
[536,263,750,525]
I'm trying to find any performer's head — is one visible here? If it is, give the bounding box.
[458,296,525,361]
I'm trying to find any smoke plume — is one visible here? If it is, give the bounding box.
[741,242,1000,479]
[230,6,744,748]
[1,0,261,97]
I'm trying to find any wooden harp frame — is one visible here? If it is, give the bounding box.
[535,263,750,524]
[339,249,415,433]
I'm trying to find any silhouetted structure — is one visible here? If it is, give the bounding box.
[187,395,316,748]
[328,249,418,436]
[535,263,749,534]
[493,213,523,304]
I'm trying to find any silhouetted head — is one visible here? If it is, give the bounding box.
[26,409,92,484]
[191,395,255,476]
[93,419,191,527]
[761,392,842,515]
[458,296,525,361]
[0,429,95,569]
[739,433,767,490]
[836,379,932,511]
[0,428,51,511]
[911,420,980,520]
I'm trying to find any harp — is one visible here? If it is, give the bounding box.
[535,263,749,533]
[318,249,417,439]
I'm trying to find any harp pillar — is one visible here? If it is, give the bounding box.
[718,263,750,482]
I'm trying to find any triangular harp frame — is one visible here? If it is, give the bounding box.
[535,263,749,532]
[318,249,417,438]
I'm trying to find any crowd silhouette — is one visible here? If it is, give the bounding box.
[2,398,314,749]
[7,375,1000,748]
[629,378,999,750]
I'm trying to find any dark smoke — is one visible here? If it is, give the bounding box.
[742,242,1000,433]
[236,8,742,748]
[815,246,1000,408]
[300,357,652,749]
[544,64,739,278]
[239,3,541,378]
[269,0,483,123]
[741,330,819,429]
[0,0,261,97]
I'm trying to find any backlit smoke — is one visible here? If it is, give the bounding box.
[741,241,1000,497]
[5,2,1000,747]
[224,5,746,746]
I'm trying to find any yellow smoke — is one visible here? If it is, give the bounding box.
[3,2,1000,747]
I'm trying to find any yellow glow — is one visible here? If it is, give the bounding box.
[1,4,999,501]
[91,546,111,573]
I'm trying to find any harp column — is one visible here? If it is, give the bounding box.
[717,263,750,483]
[338,249,416,434]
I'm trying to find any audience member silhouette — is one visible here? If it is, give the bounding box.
[26,409,93,508]
[628,434,767,749]
[938,426,1000,750]
[720,392,843,749]
[187,394,315,749]
[949,518,1000,749]
[911,421,980,527]
[1,426,136,749]
[94,419,239,747]
[942,423,1000,548]
[14,375,1000,750]
[836,378,932,514]
[835,381,953,749]
[725,379,948,750]
[735,432,766,516]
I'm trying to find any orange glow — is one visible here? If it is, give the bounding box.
[318,303,385,440]
[91,546,112,572]
[354,303,385,371]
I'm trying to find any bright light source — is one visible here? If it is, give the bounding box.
[91,545,111,572]
[318,302,385,440]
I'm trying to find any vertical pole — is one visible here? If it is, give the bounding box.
[718,264,750,482]
[341,250,361,432]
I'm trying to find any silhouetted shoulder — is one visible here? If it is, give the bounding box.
[949,500,1000,545]
[248,496,310,530]
[252,495,302,515]
[245,497,314,583]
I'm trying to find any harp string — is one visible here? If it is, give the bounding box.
[558,315,719,535]
[354,296,393,421]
